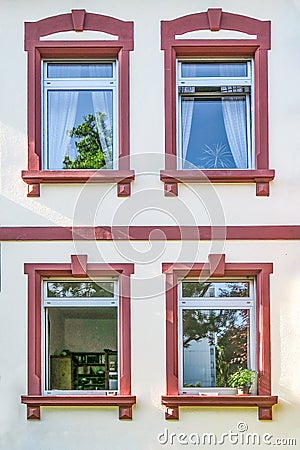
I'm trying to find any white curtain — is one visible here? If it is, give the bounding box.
[48,91,79,169]
[220,65,248,169]
[88,64,113,168]
[47,63,113,169]
[181,64,199,166]
[181,98,194,164]
[221,98,248,169]
[91,91,113,168]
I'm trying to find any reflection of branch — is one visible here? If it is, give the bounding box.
[200,142,233,169]
[63,113,112,169]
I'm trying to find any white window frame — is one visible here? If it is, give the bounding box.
[42,59,118,170]
[178,278,256,395]
[42,278,119,396]
[176,58,254,170]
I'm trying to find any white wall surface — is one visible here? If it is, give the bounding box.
[0,240,299,449]
[0,0,300,226]
[0,0,300,449]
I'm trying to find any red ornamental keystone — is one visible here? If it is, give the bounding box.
[208,254,226,277]
[207,8,222,32]
[71,254,88,277]
[71,9,86,32]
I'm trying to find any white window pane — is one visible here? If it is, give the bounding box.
[47,89,113,169]
[181,62,247,78]
[182,309,250,388]
[181,96,248,169]
[47,63,113,78]
[48,307,118,391]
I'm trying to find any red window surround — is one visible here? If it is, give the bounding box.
[21,255,136,420]
[162,255,278,420]
[160,8,275,197]
[22,9,134,197]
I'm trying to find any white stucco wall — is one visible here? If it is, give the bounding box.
[0,0,300,449]
[0,0,299,226]
[0,241,299,449]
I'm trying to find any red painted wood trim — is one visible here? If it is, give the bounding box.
[166,271,178,395]
[162,395,278,420]
[22,261,134,419]
[208,253,225,276]
[71,254,87,277]
[162,395,278,408]
[161,9,272,195]
[162,261,275,419]
[22,170,135,184]
[21,395,136,407]
[207,8,222,32]
[160,169,275,183]
[119,270,132,395]
[24,10,134,194]
[257,269,272,395]
[161,10,270,50]
[71,9,86,32]
[2,226,300,241]
[25,11,133,50]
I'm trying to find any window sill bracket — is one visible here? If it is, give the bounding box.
[161,395,278,420]
[22,170,135,197]
[21,394,136,420]
[160,169,275,197]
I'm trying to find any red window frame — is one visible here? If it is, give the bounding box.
[22,9,134,197]
[162,255,278,420]
[160,8,274,197]
[21,255,135,420]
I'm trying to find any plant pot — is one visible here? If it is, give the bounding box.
[237,386,250,395]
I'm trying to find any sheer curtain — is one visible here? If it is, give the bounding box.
[91,91,113,168]
[47,63,113,169]
[180,63,198,167]
[88,64,113,169]
[181,98,194,165]
[48,91,78,169]
[220,65,248,169]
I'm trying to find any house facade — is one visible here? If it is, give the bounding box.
[0,0,299,448]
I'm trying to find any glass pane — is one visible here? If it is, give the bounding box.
[181,62,247,78]
[182,282,250,298]
[182,309,250,388]
[181,96,248,169]
[47,63,113,78]
[48,307,118,391]
[47,281,115,298]
[47,89,113,169]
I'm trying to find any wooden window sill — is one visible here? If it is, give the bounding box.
[161,395,278,420]
[21,394,136,420]
[22,169,135,197]
[160,169,275,197]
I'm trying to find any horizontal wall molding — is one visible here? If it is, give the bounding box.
[1,226,300,241]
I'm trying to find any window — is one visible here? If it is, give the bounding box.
[22,9,134,197]
[160,8,274,196]
[179,280,256,395]
[44,280,118,394]
[177,61,253,170]
[21,257,135,420]
[162,257,278,420]
[43,61,117,170]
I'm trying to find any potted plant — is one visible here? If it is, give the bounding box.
[228,368,257,395]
